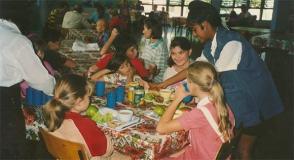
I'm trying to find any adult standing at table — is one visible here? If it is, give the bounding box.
[151,1,284,159]
[62,4,91,29]
[0,19,55,158]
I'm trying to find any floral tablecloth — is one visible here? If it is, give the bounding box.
[59,40,100,74]
[65,29,98,42]
[251,33,294,55]
[94,97,189,160]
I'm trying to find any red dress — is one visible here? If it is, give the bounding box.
[65,112,107,156]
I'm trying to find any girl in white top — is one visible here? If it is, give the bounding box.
[163,37,192,89]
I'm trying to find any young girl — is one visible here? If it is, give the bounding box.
[95,18,109,47]
[42,74,130,159]
[91,54,141,85]
[88,28,150,80]
[139,17,168,82]
[163,37,192,88]
[157,61,235,160]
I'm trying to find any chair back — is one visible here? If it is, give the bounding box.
[215,128,242,160]
[39,128,89,160]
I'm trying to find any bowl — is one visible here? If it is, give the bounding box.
[118,110,133,122]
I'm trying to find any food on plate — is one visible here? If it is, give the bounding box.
[144,92,155,101]
[91,112,113,124]
[154,95,164,103]
[86,105,98,117]
[153,105,166,116]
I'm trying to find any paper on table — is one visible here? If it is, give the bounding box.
[72,40,99,52]
[97,116,144,132]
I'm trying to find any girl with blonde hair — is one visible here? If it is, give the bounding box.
[42,74,130,159]
[157,61,235,160]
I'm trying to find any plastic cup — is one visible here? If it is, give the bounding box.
[95,81,105,96]
[106,90,117,108]
[26,87,33,105]
[182,83,193,103]
[116,86,125,103]
[32,88,44,106]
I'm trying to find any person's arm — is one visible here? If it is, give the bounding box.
[16,39,55,95]
[99,28,119,56]
[150,68,187,90]
[90,69,111,81]
[156,85,188,134]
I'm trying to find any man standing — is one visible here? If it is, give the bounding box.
[0,19,55,158]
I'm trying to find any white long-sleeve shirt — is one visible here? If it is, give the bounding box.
[0,19,55,95]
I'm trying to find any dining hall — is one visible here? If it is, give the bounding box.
[0,0,293,159]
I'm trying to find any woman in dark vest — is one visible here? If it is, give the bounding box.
[151,1,283,159]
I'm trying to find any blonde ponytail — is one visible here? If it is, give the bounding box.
[42,74,93,132]
[210,81,232,142]
[188,61,233,142]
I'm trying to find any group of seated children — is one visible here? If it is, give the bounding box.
[40,11,236,159]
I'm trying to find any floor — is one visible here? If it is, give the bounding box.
[28,26,294,160]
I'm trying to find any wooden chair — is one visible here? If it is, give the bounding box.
[215,128,243,160]
[39,128,89,160]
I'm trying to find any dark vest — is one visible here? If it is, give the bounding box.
[202,27,283,127]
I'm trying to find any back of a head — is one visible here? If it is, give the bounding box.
[187,61,217,92]
[106,53,127,72]
[144,18,162,39]
[73,4,83,13]
[27,33,46,53]
[187,0,222,28]
[113,34,137,54]
[43,74,92,131]
[42,29,61,43]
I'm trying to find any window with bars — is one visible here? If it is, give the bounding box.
[141,0,212,17]
[220,0,274,20]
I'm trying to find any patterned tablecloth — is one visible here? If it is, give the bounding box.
[65,29,98,42]
[251,33,294,55]
[98,103,189,160]
[58,40,100,74]
[23,96,190,159]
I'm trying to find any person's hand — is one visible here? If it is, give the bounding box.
[110,28,119,40]
[139,79,150,90]
[87,65,98,78]
[174,85,190,101]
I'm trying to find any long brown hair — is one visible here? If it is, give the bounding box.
[42,74,93,132]
[187,61,232,141]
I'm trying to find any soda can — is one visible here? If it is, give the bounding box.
[128,86,135,104]
[134,89,144,105]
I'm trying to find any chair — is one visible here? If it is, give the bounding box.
[39,128,89,160]
[215,128,242,160]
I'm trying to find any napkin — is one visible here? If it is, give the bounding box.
[72,40,99,52]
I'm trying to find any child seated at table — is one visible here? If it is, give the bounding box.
[95,18,109,47]
[91,53,141,85]
[88,28,150,80]
[20,34,57,98]
[156,61,235,160]
[163,37,192,89]
[42,74,130,159]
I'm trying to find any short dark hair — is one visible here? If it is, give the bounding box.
[42,29,61,43]
[27,34,46,53]
[144,18,162,39]
[168,37,191,66]
[113,34,137,55]
[106,53,128,72]
[187,1,222,28]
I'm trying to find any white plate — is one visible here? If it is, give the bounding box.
[97,116,143,132]
[143,110,160,121]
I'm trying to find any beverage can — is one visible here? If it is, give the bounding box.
[134,89,144,105]
[128,86,135,104]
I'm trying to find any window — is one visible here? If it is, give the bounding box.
[220,0,274,20]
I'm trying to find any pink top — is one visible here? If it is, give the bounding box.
[170,97,235,160]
